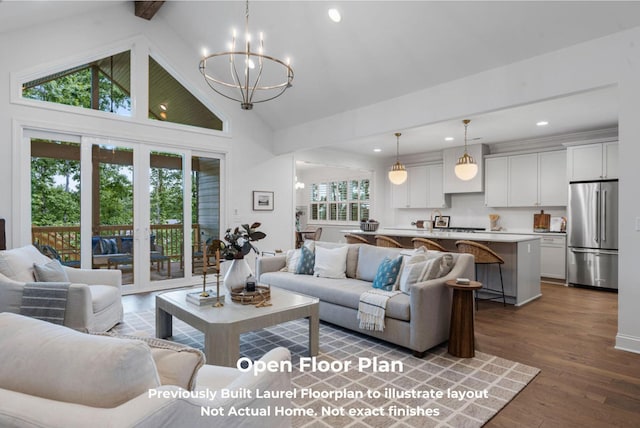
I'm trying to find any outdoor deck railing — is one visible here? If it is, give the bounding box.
[32,224,202,264]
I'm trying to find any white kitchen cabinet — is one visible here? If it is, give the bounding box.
[508,153,539,207]
[484,157,508,207]
[538,150,568,206]
[485,150,567,207]
[391,165,426,208]
[391,178,409,208]
[567,142,618,181]
[426,164,450,208]
[539,235,566,280]
[604,141,619,179]
[392,164,450,208]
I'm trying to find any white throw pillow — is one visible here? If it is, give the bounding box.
[281,249,301,273]
[399,253,455,293]
[0,245,52,282]
[313,245,348,279]
[33,259,70,282]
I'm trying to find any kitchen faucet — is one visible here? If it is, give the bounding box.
[428,209,443,232]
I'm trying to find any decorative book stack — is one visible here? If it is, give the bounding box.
[186,290,224,306]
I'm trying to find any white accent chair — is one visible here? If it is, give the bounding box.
[0,313,292,428]
[0,245,123,332]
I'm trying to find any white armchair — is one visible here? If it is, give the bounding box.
[0,313,292,428]
[0,245,122,332]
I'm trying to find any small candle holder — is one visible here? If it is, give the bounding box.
[200,271,210,297]
[213,273,224,307]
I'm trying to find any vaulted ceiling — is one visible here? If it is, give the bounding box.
[2,1,640,155]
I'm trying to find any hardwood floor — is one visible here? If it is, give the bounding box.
[123,282,640,426]
[477,282,640,427]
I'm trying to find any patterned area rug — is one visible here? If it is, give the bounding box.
[113,311,539,428]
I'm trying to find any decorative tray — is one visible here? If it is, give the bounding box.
[229,285,271,305]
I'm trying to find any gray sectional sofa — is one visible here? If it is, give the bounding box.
[256,242,475,356]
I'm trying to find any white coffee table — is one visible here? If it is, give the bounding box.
[156,286,319,367]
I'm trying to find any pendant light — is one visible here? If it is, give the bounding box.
[454,119,478,181]
[388,132,408,185]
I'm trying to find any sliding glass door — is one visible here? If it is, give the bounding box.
[27,130,222,292]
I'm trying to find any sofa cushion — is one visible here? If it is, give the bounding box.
[281,249,301,273]
[372,255,403,291]
[90,285,121,313]
[356,245,403,282]
[100,334,205,391]
[295,245,315,275]
[0,245,52,282]
[33,259,69,282]
[399,253,455,294]
[314,245,348,279]
[281,240,315,273]
[315,241,361,278]
[261,272,410,321]
[0,312,160,408]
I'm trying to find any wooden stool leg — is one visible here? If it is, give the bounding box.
[498,264,506,306]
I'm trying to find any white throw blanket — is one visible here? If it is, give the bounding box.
[357,289,401,332]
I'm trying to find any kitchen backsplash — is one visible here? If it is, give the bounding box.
[392,192,567,232]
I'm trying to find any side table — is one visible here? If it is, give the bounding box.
[445,279,483,358]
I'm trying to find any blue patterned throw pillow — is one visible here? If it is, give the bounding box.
[295,245,315,275]
[372,256,403,291]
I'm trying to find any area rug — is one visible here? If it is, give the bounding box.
[113,311,539,427]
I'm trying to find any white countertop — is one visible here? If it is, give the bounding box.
[343,228,540,243]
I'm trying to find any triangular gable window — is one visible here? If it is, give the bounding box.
[22,51,131,116]
[149,57,223,131]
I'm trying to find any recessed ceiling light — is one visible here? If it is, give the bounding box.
[536,121,549,126]
[445,137,454,141]
[373,148,382,152]
[328,8,341,23]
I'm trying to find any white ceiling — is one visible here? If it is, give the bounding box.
[0,1,636,156]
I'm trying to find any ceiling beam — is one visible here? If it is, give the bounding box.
[134,1,165,20]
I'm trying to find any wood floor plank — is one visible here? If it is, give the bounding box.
[477,283,640,427]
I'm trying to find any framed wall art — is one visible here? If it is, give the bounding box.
[253,191,274,211]
[433,215,450,229]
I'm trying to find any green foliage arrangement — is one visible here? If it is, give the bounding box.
[221,223,266,260]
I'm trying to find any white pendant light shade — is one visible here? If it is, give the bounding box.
[454,153,478,181]
[388,132,408,185]
[454,119,478,181]
[388,162,408,185]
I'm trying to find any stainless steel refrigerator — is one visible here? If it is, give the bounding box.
[567,180,618,290]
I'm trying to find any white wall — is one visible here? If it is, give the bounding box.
[275,27,640,354]
[0,4,294,264]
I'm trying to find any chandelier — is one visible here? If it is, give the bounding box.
[388,132,408,185]
[454,119,478,181]
[199,0,294,110]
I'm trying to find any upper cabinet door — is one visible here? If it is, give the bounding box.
[567,142,618,181]
[406,165,428,208]
[484,157,509,207]
[603,142,618,179]
[539,151,568,206]
[390,177,409,208]
[426,164,450,208]
[508,153,538,207]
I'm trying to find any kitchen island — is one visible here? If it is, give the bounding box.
[343,228,541,306]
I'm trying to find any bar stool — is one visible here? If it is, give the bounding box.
[455,240,506,307]
[411,237,448,252]
[374,235,404,248]
[344,234,370,244]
